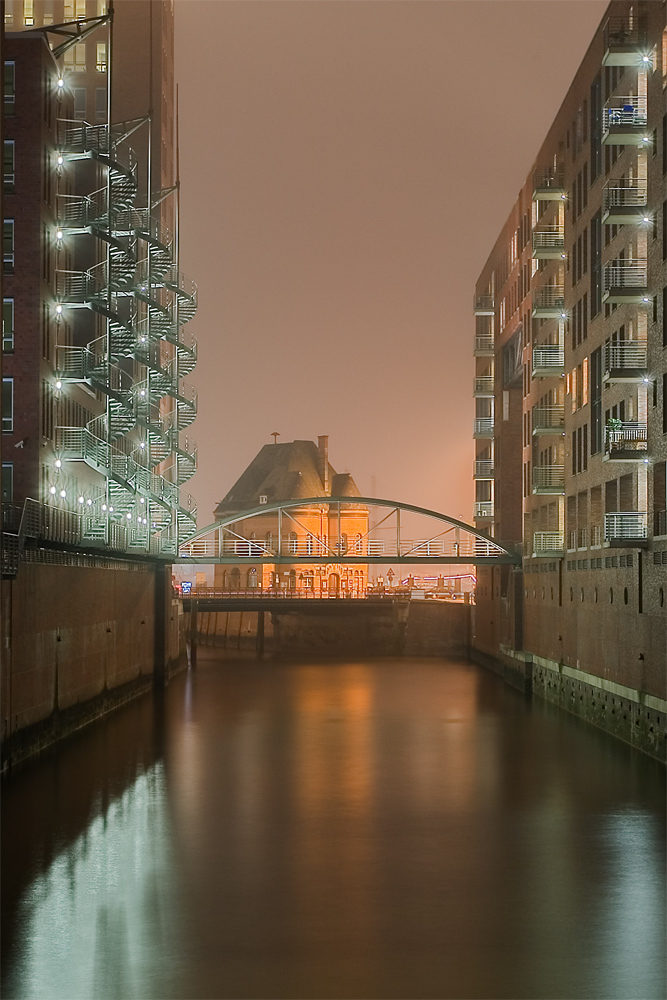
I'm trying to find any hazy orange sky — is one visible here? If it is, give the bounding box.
[175,0,607,528]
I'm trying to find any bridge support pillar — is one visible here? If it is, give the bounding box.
[257,611,265,655]
[189,598,198,669]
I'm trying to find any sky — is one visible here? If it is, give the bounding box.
[174,0,608,529]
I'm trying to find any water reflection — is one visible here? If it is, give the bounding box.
[4,764,180,1000]
[2,655,665,1000]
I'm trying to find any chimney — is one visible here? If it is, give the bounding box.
[318,435,330,493]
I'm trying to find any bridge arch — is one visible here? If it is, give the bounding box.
[176,496,518,566]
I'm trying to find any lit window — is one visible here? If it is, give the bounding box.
[65,43,86,73]
[98,0,107,15]
[64,1,74,18]
[75,0,86,19]
[96,42,107,72]
[4,2,14,25]
[3,220,15,272]
[24,0,34,24]
[288,531,298,554]
[3,140,15,195]
[2,378,14,433]
[3,299,14,353]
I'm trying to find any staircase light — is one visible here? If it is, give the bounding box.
[86,499,92,506]
[127,513,132,520]
[50,486,57,495]
[60,490,66,498]
[109,506,113,512]
[57,155,64,166]
[57,78,64,89]
[56,230,63,241]
[102,504,107,511]
[55,304,63,315]
[55,380,62,390]
[55,459,62,468]
[78,496,84,504]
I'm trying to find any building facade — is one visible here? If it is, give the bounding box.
[213,436,369,595]
[473,1,666,728]
[2,0,197,563]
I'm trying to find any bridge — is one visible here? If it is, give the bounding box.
[176,496,518,566]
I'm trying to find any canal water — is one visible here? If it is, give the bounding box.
[2,653,665,1000]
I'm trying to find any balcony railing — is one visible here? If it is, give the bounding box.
[604,422,648,459]
[532,465,565,494]
[532,167,565,201]
[474,334,494,355]
[602,97,649,145]
[473,501,493,519]
[473,294,494,316]
[602,181,648,224]
[531,285,565,318]
[532,227,565,259]
[473,417,494,438]
[473,460,494,480]
[532,531,564,556]
[603,341,648,380]
[532,344,565,377]
[602,260,648,303]
[532,406,565,435]
[602,16,648,66]
[473,375,494,397]
[604,512,647,542]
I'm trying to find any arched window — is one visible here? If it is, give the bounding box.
[230,567,241,590]
[288,569,296,590]
[340,533,348,554]
[306,533,313,555]
[266,532,273,552]
[288,531,298,555]
[354,532,362,554]
[247,567,258,588]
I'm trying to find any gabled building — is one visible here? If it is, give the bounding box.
[213,436,369,595]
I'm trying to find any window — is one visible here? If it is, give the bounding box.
[73,88,86,119]
[64,1,74,17]
[96,42,107,73]
[2,378,13,433]
[3,140,14,195]
[95,87,106,120]
[65,43,87,73]
[24,0,34,24]
[75,0,87,18]
[259,494,267,504]
[3,299,14,353]
[3,220,14,272]
[4,62,15,114]
[1,463,12,502]
[288,531,298,555]
[306,534,313,556]
[42,301,50,359]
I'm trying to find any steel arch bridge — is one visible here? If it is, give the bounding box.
[175,496,518,566]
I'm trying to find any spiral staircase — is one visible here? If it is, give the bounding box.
[53,120,198,555]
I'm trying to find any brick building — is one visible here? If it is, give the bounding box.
[213,436,369,595]
[472,0,666,742]
[2,0,197,559]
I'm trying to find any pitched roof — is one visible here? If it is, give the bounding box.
[214,440,362,517]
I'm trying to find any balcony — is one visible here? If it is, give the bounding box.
[602,260,648,304]
[604,422,648,462]
[602,181,648,226]
[532,465,565,495]
[602,97,649,145]
[602,16,649,67]
[532,167,565,202]
[532,344,565,378]
[603,342,648,383]
[531,285,565,319]
[532,405,565,437]
[532,226,565,260]
[532,532,564,557]
[473,294,494,316]
[473,374,494,397]
[604,512,648,546]
[473,460,494,480]
[474,334,494,356]
[473,417,494,439]
[473,501,494,520]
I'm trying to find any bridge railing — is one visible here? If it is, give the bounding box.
[179,536,501,560]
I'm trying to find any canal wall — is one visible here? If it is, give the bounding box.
[189,600,470,659]
[0,555,186,768]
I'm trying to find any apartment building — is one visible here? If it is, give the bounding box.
[2,0,197,562]
[472,1,666,717]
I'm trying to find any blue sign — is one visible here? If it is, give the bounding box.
[181,581,192,595]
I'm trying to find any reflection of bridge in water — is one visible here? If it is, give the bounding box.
[175,496,519,567]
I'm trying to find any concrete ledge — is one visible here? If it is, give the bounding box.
[474,643,666,764]
[1,673,155,770]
